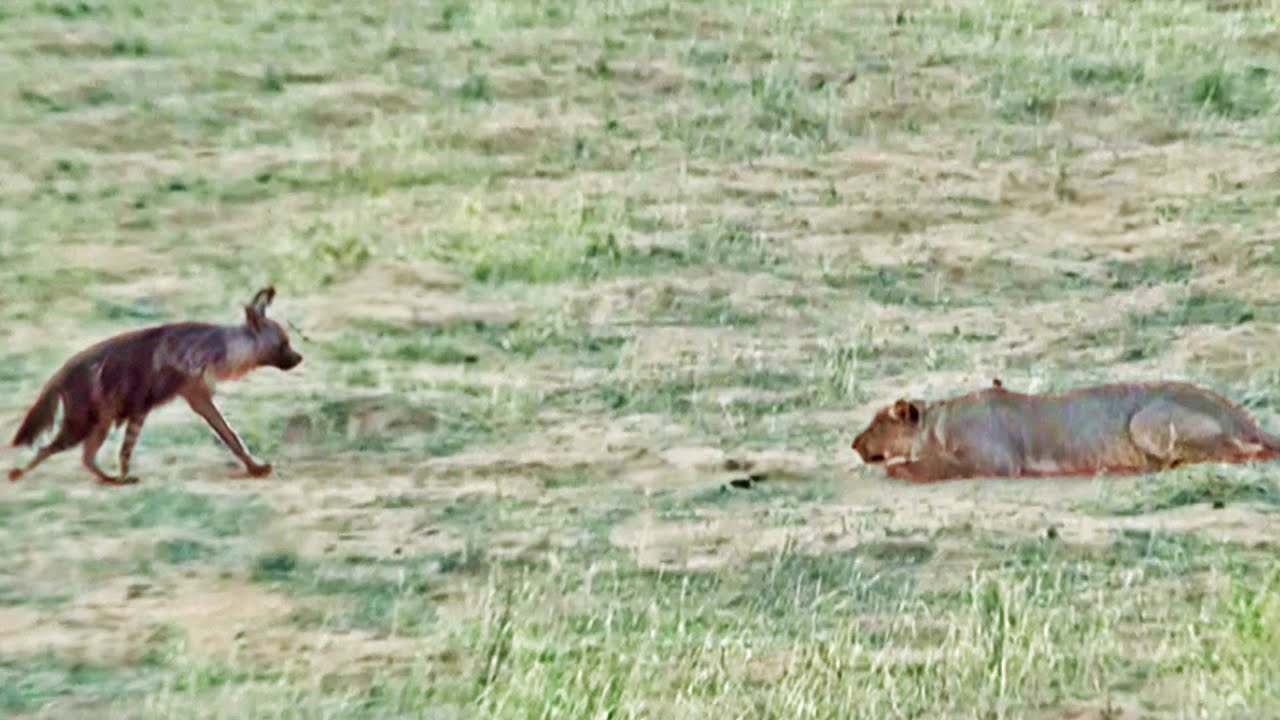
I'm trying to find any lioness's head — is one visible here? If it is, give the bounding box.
[851,398,925,465]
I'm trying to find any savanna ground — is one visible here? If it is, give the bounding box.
[3,0,1280,717]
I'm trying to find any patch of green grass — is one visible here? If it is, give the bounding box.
[816,337,878,404]
[119,488,272,538]
[433,195,635,285]
[811,327,979,403]
[1085,471,1280,517]
[250,545,487,636]
[345,366,380,388]
[1106,528,1220,577]
[155,537,215,565]
[328,315,628,370]
[433,494,537,534]
[385,336,480,365]
[595,366,804,421]
[1103,256,1193,290]
[650,286,766,328]
[1156,184,1280,227]
[250,549,301,582]
[141,533,1280,718]
[459,544,1238,717]
[534,466,593,490]
[495,320,630,361]
[995,86,1057,124]
[110,35,151,57]
[413,416,492,457]
[664,64,843,158]
[1189,65,1274,119]
[274,383,540,457]
[290,218,378,289]
[0,351,65,390]
[1075,291,1274,362]
[1068,59,1145,91]
[852,257,1097,308]
[92,296,172,322]
[1133,292,1263,330]
[2,487,270,550]
[0,488,70,529]
[0,581,71,608]
[746,544,921,619]
[7,268,112,319]
[434,193,791,286]
[0,654,133,715]
[458,73,493,103]
[984,526,1235,593]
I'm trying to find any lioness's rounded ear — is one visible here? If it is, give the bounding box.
[889,399,910,422]
[891,399,922,424]
[905,400,923,424]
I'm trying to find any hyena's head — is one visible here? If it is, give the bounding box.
[244,286,303,371]
[851,398,925,465]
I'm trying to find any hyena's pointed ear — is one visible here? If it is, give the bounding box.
[250,286,276,315]
[244,305,262,333]
[244,286,275,332]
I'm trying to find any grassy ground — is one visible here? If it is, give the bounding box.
[3,0,1280,717]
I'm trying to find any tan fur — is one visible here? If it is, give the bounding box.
[211,333,259,381]
[851,380,1280,483]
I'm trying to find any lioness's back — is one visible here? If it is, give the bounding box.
[944,384,1149,470]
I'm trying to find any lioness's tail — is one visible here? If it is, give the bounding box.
[1257,429,1280,457]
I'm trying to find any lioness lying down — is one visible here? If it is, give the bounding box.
[851,379,1280,483]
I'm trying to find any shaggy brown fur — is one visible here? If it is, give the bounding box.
[9,287,302,485]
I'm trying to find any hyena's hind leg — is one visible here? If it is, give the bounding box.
[8,427,83,481]
[81,419,135,486]
[115,414,146,483]
[1129,400,1256,470]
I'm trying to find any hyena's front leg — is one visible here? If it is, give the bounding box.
[179,381,272,478]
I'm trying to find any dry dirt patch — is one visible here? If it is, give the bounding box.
[296,260,518,334]
[0,577,291,666]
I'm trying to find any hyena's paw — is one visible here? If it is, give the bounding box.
[231,462,273,479]
[96,475,140,486]
[8,468,22,482]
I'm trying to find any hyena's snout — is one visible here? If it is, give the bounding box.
[276,347,303,370]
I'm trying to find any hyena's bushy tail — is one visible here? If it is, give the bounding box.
[11,382,62,447]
